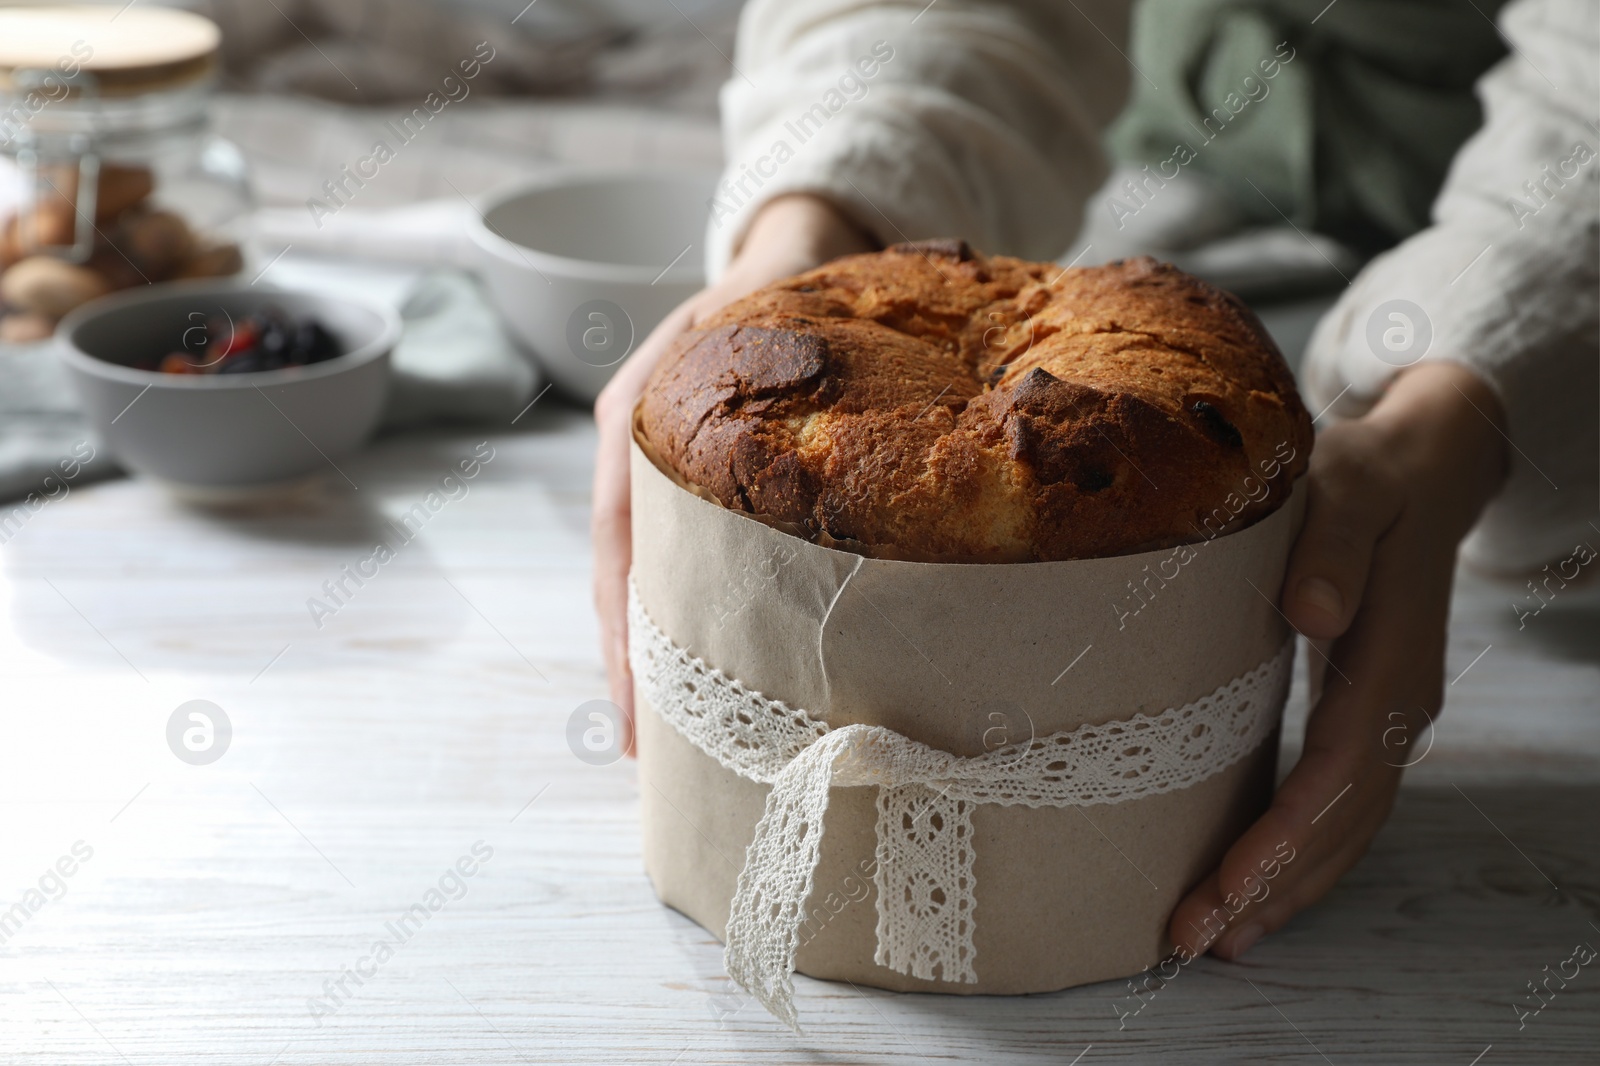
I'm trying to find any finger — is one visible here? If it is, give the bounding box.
[1210,826,1376,958]
[1168,868,1226,957]
[591,302,701,753]
[1280,429,1404,640]
[1168,740,1398,959]
[592,406,635,749]
[1166,778,1348,958]
[1208,761,1399,959]
[1175,503,1449,958]
[1171,652,1403,958]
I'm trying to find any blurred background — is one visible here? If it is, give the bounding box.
[172,0,740,198]
[0,0,1513,496]
[0,0,750,498]
[0,0,739,242]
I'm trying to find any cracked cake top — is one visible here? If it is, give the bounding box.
[636,241,1313,562]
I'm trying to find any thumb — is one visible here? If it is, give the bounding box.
[1280,435,1403,640]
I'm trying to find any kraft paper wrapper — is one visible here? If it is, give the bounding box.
[632,430,1305,995]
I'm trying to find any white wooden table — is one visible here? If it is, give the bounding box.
[2,404,1596,1065]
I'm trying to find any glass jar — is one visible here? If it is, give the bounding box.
[0,6,251,340]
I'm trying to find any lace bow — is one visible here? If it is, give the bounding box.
[628,578,1293,1028]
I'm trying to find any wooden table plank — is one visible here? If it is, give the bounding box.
[2,407,1596,1064]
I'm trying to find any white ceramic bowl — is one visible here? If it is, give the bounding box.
[56,280,399,490]
[467,170,717,401]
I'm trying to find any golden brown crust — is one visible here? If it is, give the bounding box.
[638,243,1313,562]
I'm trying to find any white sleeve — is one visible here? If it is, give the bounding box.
[1300,0,1599,572]
[705,0,1134,278]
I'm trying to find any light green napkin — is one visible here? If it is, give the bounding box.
[1108,0,1510,254]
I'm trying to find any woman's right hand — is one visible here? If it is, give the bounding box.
[591,193,877,753]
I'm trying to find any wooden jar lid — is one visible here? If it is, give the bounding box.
[0,5,221,96]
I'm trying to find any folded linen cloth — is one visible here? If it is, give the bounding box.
[251,201,478,269]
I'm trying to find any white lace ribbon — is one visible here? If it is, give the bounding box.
[628,578,1293,1028]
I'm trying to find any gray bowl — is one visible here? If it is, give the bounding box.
[56,281,399,490]
[467,170,716,402]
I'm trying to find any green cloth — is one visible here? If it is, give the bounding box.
[1107,0,1510,254]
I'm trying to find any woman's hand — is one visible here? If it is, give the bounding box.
[1168,360,1509,959]
[591,194,877,755]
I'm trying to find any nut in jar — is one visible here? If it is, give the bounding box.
[0,6,250,338]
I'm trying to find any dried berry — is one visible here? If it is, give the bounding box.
[152,305,343,375]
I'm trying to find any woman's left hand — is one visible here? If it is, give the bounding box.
[1167,360,1508,960]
